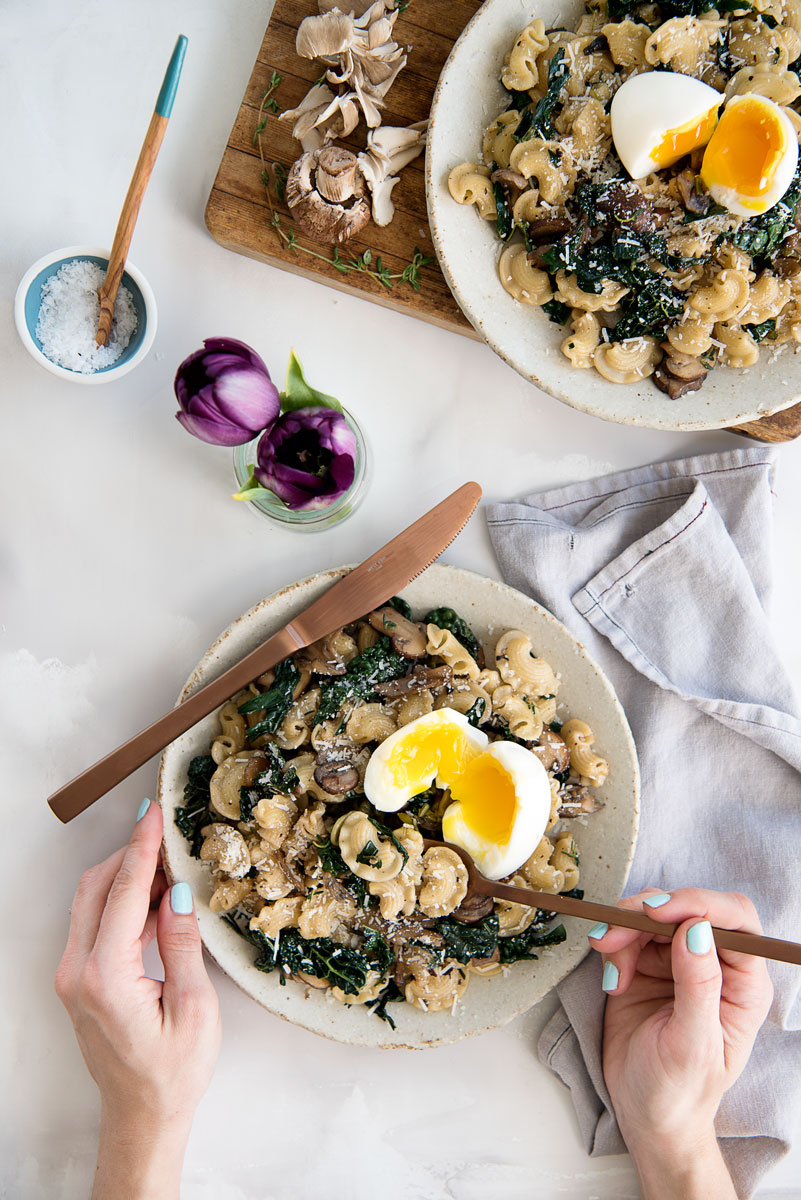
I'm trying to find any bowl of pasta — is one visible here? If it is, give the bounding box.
[426,0,801,430]
[158,563,639,1048]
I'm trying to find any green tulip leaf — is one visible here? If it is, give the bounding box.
[232,469,277,503]
[280,349,343,413]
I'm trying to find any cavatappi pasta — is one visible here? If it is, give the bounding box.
[176,601,607,1023]
[448,0,801,398]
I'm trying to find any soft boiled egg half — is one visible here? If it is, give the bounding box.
[610,71,723,180]
[700,93,799,216]
[363,707,552,880]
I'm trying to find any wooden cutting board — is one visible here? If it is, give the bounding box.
[205,0,801,442]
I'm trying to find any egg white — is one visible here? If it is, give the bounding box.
[441,741,552,881]
[611,72,723,180]
[364,707,489,813]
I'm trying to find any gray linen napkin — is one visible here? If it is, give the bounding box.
[486,448,801,1198]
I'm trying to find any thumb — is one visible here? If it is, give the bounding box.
[669,918,724,1049]
[157,881,212,1015]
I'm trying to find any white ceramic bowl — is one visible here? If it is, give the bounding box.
[158,563,640,1048]
[426,0,801,431]
[14,244,157,384]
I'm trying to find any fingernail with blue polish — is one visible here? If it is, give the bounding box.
[687,920,714,955]
[602,961,619,992]
[588,922,609,941]
[643,892,671,908]
[135,798,150,822]
[171,882,193,915]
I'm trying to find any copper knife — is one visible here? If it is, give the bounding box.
[48,481,482,823]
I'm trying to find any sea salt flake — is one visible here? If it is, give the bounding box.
[35,259,138,373]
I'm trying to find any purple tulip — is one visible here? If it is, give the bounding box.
[254,407,357,510]
[174,337,280,446]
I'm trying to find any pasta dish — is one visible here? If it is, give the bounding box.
[448,0,801,397]
[176,601,607,1024]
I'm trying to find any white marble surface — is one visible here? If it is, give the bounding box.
[3,1,800,1196]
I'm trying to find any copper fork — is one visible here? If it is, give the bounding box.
[423,838,801,967]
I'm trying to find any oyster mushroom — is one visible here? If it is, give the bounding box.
[285,146,371,244]
[279,82,360,152]
[293,0,406,132]
[368,605,427,657]
[357,121,427,225]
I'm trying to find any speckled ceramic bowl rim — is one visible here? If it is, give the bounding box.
[425,0,801,432]
[14,244,157,384]
[158,563,640,1049]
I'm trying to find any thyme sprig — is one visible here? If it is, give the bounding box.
[270,212,434,291]
[252,71,283,145]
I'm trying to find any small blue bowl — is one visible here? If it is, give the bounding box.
[14,244,157,384]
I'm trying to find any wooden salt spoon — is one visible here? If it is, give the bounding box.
[422,838,801,968]
[95,35,187,346]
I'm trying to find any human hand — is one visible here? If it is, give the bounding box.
[591,888,773,1200]
[55,799,221,1200]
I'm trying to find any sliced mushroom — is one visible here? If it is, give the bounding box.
[527,215,572,243]
[285,147,371,244]
[654,343,711,399]
[653,369,705,399]
[774,254,801,279]
[530,728,570,774]
[526,217,582,269]
[490,167,528,199]
[373,665,453,697]
[557,784,605,819]
[470,947,502,972]
[313,757,361,794]
[368,606,427,657]
[596,182,658,234]
[675,168,712,216]
[450,891,495,923]
[583,33,609,54]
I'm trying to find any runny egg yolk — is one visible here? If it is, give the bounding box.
[449,755,518,846]
[386,723,517,843]
[701,96,787,204]
[651,104,719,169]
[386,723,476,793]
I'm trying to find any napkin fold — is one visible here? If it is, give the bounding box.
[486,448,801,1198]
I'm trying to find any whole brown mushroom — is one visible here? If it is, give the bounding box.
[285,146,371,245]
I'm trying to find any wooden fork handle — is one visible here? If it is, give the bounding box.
[47,625,299,824]
[480,881,801,967]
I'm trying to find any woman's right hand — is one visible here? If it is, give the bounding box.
[55,799,221,1199]
[592,887,774,1200]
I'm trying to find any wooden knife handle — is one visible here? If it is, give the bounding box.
[47,625,299,823]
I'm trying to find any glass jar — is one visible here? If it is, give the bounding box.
[232,407,369,531]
